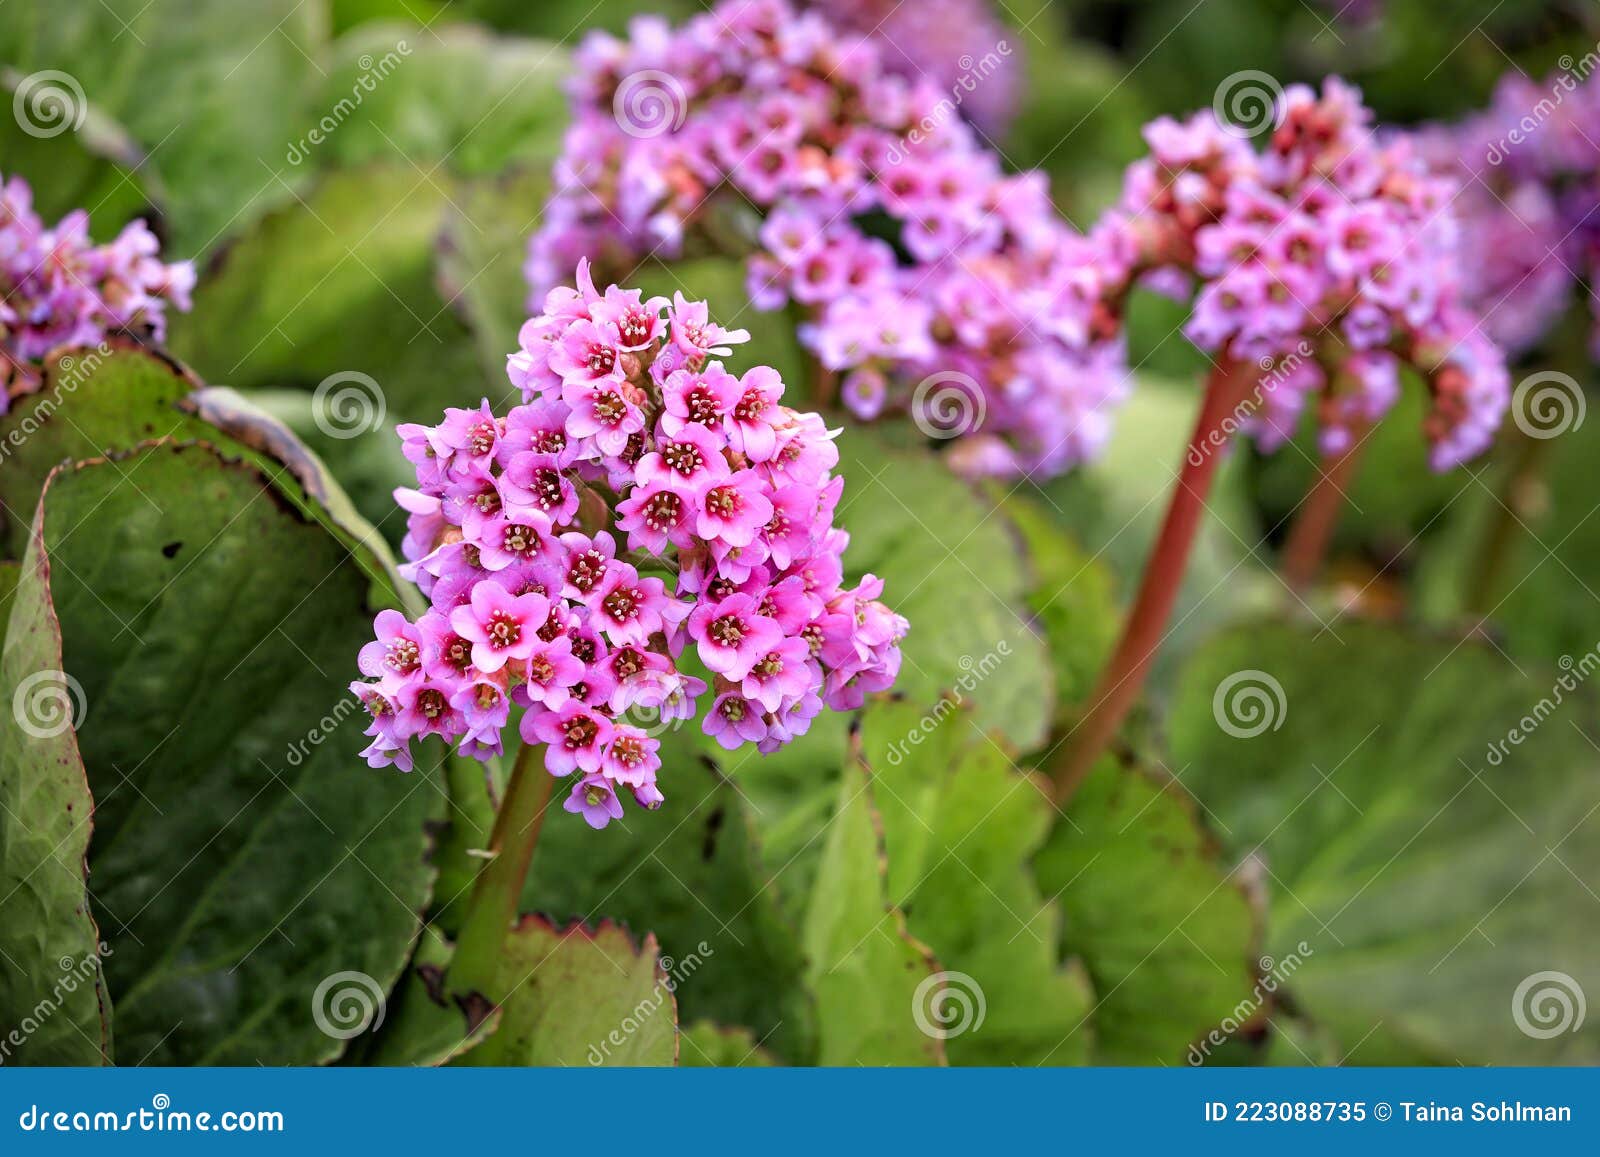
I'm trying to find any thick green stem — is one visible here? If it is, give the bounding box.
[1051,360,1253,805]
[445,742,553,1003]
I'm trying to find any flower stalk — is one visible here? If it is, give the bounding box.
[1052,359,1254,804]
[444,742,553,1003]
[1280,427,1368,591]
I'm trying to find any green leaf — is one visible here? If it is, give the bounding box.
[857,698,1095,1065]
[678,1020,780,1067]
[801,738,946,1066]
[13,441,445,1064]
[0,524,110,1065]
[313,24,569,175]
[997,487,1119,717]
[452,917,677,1066]
[1036,757,1260,1064]
[169,163,486,424]
[360,928,500,1067]
[521,730,815,1063]
[1169,620,1600,1063]
[833,427,1054,750]
[0,0,326,254]
[438,168,553,373]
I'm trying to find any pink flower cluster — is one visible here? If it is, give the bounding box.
[0,173,194,411]
[1098,78,1509,470]
[1415,70,1600,361]
[527,0,1129,480]
[805,0,1021,137]
[351,262,906,829]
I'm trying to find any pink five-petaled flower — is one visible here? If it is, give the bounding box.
[564,774,625,830]
[449,583,548,674]
[351,261,907,829]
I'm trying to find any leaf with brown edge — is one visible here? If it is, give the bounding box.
[0,493,111,1065]
[452,917,678,1067]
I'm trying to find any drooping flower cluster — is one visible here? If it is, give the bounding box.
[351,262,906,829]
[528,0,1129,480]
[1415,69,1600,361]
[1098,78,1510,469]
[0,173,194,411]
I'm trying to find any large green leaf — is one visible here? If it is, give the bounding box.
[314,24,568,175]
[833,428,1054,750]
[1169,620,1600,1063]
[678,1020,780,1067]
[858,699,1095,1065]
[2,440,446,1064]
[170,163,486,424]
[1037,756,1260,1064]
[802,744,946,1066]
[453,917,677,1066]
[0,528,110,1065]
[0,0,325,254]
[520,731,815,1063]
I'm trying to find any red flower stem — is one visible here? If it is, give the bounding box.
[1466,428,1547,616]
[1280,428,1367,591]
[445,741,553,1002]
[1051,359,1253,805]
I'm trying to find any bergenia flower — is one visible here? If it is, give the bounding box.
[527,0,1129,480]
[352,263,908,829]
[1097,77,1511,470]
[0,172,194,411]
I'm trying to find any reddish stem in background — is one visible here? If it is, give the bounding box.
[1051,359,1254,805]
[1280,427,1368,592]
